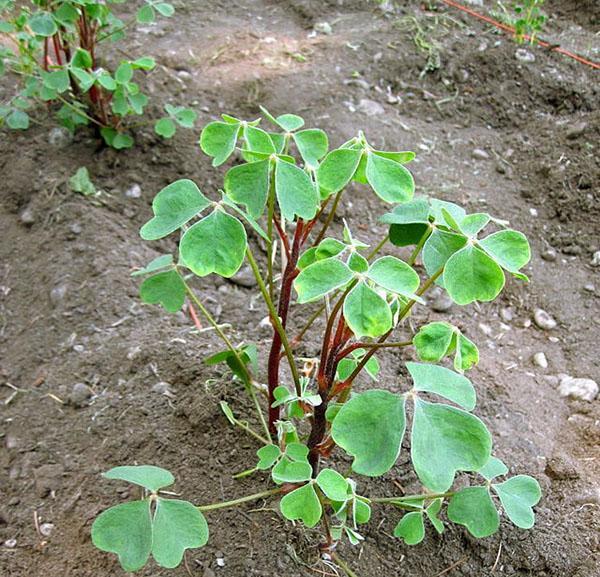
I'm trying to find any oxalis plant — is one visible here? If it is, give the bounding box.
[0,0,195,148]
[91,109,541,575]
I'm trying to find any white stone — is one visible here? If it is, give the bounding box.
[533,352,548,369]
[558,376,598,402]
[358,98,385,116]
[533,308,557,330]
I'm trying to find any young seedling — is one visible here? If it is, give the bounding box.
[92,110,541,575]
[496,0,547,44]
[0,1,195,148]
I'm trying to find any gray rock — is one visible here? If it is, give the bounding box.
[566,121,587,140]
[39,522,55,537]
[314,22,332,35]
[48,127,72,148]
[558,376,598,402]
[125,184,142,199]
[591,251,600,266]
[533,308,557,330]
[584,283,595,293]
[50,284,68,307]
[69,222,82,235]
[472,148,490,160]
[34,464,64,497]
[431,293,453,312]
[4,539,17,548]
[69,383,92,407]
[19,206,36,225]
[153,382,175,398]
[541,248,557,262]
[358,98,385,116]
[500,307,514,322]
[533,352,548,369]
[228,265,257,288]
[515,49,535,63]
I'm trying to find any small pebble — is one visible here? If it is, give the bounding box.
[313,22,332,35]
[541,248,557,262]
[153,382,175,398]
[228,265,257,288]
[19,206,36,225]
[584,283,595,292]
[566,121,587,140]
[558,376,598,402]
[500,307,514,322]
[515,48,535,62]
[4,539,17,548]
[50,284,68,307]
[48,127,72,148]
[533,308,557,330]
[478,322,493,336]
[591,251,600,266]
[472,148,490,160]
[357,98,385,116]
[126,184,142,199]
[39,522,55,537]
[69,383,92,407]
[69,222,82,235]
[431,293,453,312]
[533,352,548,369]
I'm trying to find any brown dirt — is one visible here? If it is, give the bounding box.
[1,1,599,576]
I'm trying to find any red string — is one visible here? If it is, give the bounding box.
[438,0,600,70]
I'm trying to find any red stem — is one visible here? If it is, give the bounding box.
[52,34,63,66]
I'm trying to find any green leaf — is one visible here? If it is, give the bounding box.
[493,475,541,529]
[272,458,312,484]
[244,125,276,154]
[6,109,29,130]
[365,152,414,203]
[459,213,490,237]
[447,487,499,538]
[155,117,176,138]
[28,11,57,36]
[69,167,96,196]
[315,238,346,259]
[393,512,425,545]
[275,113,304,132]
[132,57,156,71]
[366,256,420,299]
[413,322,455,364]
[199,121,240,167]
[171,107,196,128]
[454,333,479,372]
[131,254,174,277]
[348,252,369,273]
[97,72,117,91]
[71,68,95,92]
[71,48,93,69]
[140,179,211,240]
[224,159,270,218]
[152,499,208,568]
[316,469,350,502]
[478,456,508,481]
[293,129,328,167]
[257,444,281,470]
[54,3,79,25]
[180,210,247,278]
[478,230,530,273]
[426,499,444,534]
[274,158,319,221]
[411,399,492,492]
[101,128,134,149]
[354,499,372,524]
[115,62,133,84]
[430,199,466,227]
[343,281,392,338]
[155,3,175,17]
[293,258,354,303]
[280,483,322,528]
[374,150,416,164]
[331,390,405,476]
[444,245,505,305]
[381,198,430,247]
[92,501,152,572]
[137,5,155,23]
[103,465,175,492]
[43,69,70,93]
[140,270,186,313]
[407,362,476,411]
[317,148,362,197]
[422,229,467,280]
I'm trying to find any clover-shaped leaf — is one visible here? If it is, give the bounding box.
[336,348,380,382]
[140,270,186,313]
[199,121,240,166]
[343,281,392,338]
[293,258,354,303]
[317,148,362,197]
[365,151,414,204]
[381,198,431,247]
[447,486,499,538]
[293,129,328,167]
[426,498,444,534]
[140,179,211,240]
[260,107,305,132]
[479,230,531,275]
[411,399,492,492]
[331,390,406,477]
[103,465,175,492]
[132,254,174,277]
[422,229,467,281]
[316,469,350,502]
[280,482,322,527]
[407,362,476,410]
[180,210,247,277]
[493,475,541,529]
[243,125,276,154]
[256,444,281,470]
[394,511,425,545]
[271,443,312,484]
[366,256,421,300]
[224,159,270,218]
[443,245,505,305]
[413,322,479,373]
[478,456,508,481]
[274,158,319,221]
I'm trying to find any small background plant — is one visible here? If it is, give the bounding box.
[496,0,547,44]
[0,0,196,148]
[91,109,541,576]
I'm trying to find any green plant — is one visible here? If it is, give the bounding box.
[497,0,547,44]
[0,1,196,148]
[92,109,540,575]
